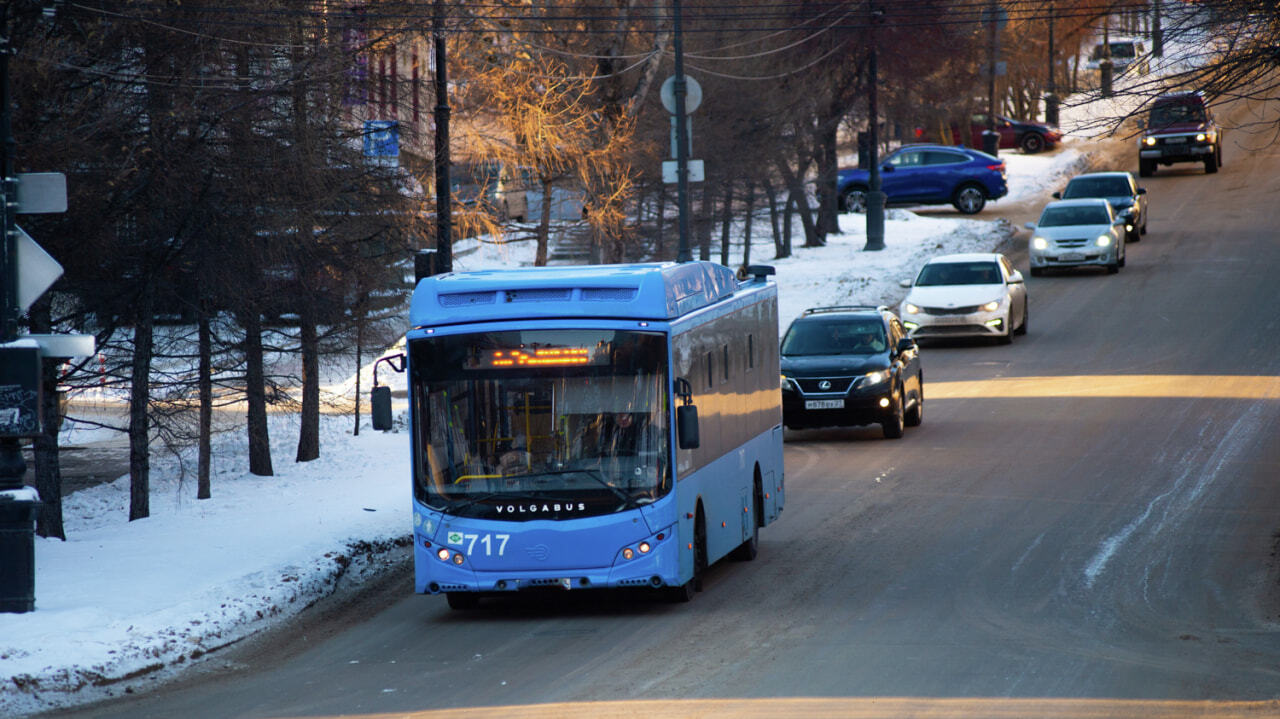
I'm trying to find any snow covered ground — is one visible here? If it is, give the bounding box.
[0,137,1101,717]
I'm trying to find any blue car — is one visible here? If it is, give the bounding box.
[838,144,1008,215]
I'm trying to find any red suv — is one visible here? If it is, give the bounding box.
[1139,92,1222,176]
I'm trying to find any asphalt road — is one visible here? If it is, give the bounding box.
[53,119,1280,718]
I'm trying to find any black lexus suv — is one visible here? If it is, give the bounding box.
[780,305,923,439]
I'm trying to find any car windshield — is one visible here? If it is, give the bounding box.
[781,318,887,356]
[915,261,1002,286]
[1150,102,1205,126]
[1063,177,1132,198]
[1038,205,1111,227]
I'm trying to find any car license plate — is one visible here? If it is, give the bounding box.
[805,399,844,410]
[1060,252,1084,262]
[1164,136,1186,144]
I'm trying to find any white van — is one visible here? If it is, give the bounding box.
[1086,37,1149,76]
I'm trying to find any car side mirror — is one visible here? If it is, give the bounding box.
[1008,270,1024,284]
[899,278,913,288]
[1023,221,1036,231]
[882,164,895,173]
[1051,191,1062,199]
[896,337,916,354]
[1137,187,1147,195]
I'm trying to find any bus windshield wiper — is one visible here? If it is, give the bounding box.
[529,468,643,510]
[445,491,538,515]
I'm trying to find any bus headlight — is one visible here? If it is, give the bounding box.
[436,548,451,562]
[452,552,465,565]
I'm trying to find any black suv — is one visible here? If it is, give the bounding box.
[1139,92,1222,176]
[780,306,923,439]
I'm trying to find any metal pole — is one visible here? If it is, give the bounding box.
[1152,0,1163,57]
[1,3,17,344]
[862,2,884,252]
[987,0,997,140]
[1045,0,1059,126]
[432,0,453,275]
[673,0,692,263]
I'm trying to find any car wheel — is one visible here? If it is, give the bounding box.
[882,386,905,439]
[1139,159,1155,177]
[1020,132,1046,154]
[842,186,869,214]
[952,184,986,214]
[1204,152,1219,174]
[1015,298,1028,335]
[904,378,924,427]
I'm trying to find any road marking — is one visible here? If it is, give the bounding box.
[928,375,1280,400]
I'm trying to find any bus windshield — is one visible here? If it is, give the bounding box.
[408,329,670,519]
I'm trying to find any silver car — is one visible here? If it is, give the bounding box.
[1024,198,1127,276]
[898,252,1029,344]
[1052,171,1147,243]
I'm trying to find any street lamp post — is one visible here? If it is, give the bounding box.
[863,2,885,252]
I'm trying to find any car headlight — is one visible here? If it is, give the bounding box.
[781,374,796,392]
[981,300,1000,312]
[862,370,888,385]
[903,302,920,315]
[1195,132,1206,142]
[1143,136,1156,146]
[1096,235,1113,247]
[1031,236,1048,250]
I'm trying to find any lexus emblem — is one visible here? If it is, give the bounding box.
[818,380,832,390]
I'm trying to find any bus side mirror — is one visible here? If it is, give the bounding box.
[371,385,393,431]
[675,377,700,449]
[677,405,700,450]
[370,352,406,431]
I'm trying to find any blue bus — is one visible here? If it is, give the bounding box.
[373,261,784,608]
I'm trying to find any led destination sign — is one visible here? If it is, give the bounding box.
[467,346,603,369]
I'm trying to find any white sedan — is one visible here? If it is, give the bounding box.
[898,252,1028,344]
[1023,197,1127,276]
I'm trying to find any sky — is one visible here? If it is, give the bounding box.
[0,49,1175,716]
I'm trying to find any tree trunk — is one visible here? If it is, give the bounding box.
[536,177,553,266]
[719,184,734,267]
[741,181,756,271]
[197,311,212,499]
[296,305,320,463]
[129,293,155,521]
[766,181,787,260]
[353,311,363,437]
[817,127,840,238]
[27,299,65,539]
[654,184,667,258]
[242,310,274,476]
[783,193,794,258]
[698,182,714,261]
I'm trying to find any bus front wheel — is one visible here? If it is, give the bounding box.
[665,509,707,602]
[446,592,480,610]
